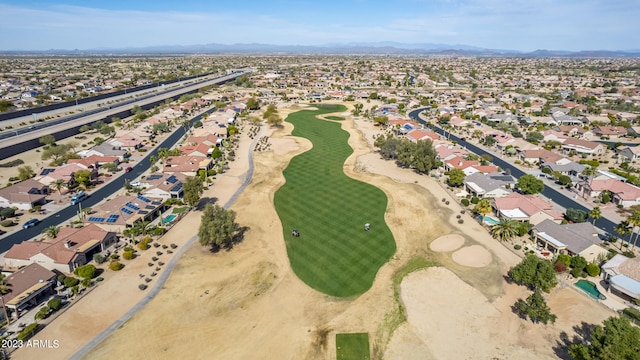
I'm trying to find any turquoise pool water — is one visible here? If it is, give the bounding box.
[164,214,177,223]
[575,279,606,300]
[477,215,500,225]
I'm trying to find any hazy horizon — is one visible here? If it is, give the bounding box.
[0,0,639,52]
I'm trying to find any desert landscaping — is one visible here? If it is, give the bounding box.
[11,103,618,360]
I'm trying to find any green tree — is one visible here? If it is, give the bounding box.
[39,134,56,146]
[490,217,518,242]
[515,289,557,324]
[373,115,389,126]
[569,316,640,360]
[411,139,437,174]
[246,97,259,110]
[267,113,283,127]
[79,125,92,133]
[396,140,415,168]
[262,104,278,119]
[447,168,466,187]
[352,103,363,116]
[0,99,15,112]
[198,204,238,249]
[628,211,640,249]
[183,176,204,208]
[42,225,60,239]
[589,206,602,225]
[615,220,632,250]
[17,166,35,181]
[566,208,588,223]
[526,131,544,144]
[483,135,496,147]
[509,255,558,292]
[41,144,71,162]
[475,199,493,223]
[73,169,92,187]
[0,207,15,219]
[73,264,96,279]
[516,174,544,194]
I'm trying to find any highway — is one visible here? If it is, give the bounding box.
[407,108,627,242]
[0,71,250,159]
[0,107,217,253]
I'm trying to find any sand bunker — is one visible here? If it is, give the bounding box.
[429,234,465,252]
[452,245,492,267]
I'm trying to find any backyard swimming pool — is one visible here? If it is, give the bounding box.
[575,279,606,300]
[477,215,500,225]
[164,214,177,223]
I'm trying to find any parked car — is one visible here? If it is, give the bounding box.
[70,191,88,205]
[125,166,133,173]
[130,181,141,187]
[22,218,40,229]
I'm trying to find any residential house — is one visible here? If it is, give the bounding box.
[540,161,586,177]
[406,129,439,142]
[36,163,98,187]
[163,155,213,176]
[531,219,607,262]
[464,172,516,198]
[82,143,128,161]
[67,155,120,169]
[179,143,213,157]
[141,173,186,200]
[578,178,640,207]
[519,149,564,166]
[108,134,143,151]
[618,146,640,162]
[1,263,56,319]
[83,194,166,230]
[560,138,607,155]
[0,179,49,210]
[3,224,117,273]
[493,192,564,225]
[593,125,627,139]
[602,254,640,300]
[186,134,221,147]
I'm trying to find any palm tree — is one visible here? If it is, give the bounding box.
[628,211,640,249]
[581,166,598,199]
[490,217,518,242]
[132,220,152,238]
[475,199,493,224]
[589,206,602,225]
[615,220,632,251]
[51,179,65,202]
[0,274,11,324]
[42,225,61,239]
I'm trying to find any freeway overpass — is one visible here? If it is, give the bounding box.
[0,70,250,160]
[407,108,628,243]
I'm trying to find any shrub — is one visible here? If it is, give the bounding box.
[0,220,14,227]
[81,278,92,288]
[153,243,160,248]
[110,253,120,260]
[471,197,479,204]
[158,262,165,266]
[0,159,25,168]
[557,254,572,267]
[554,260,567,273]
[93,253,105,264]
[74,264,96,279]
[167,250,173,254]
[57,274,67,284]
[461,199,470,206]
[457,219,464,224]
[162,244,168,249]
[570,267,583,278]
[122,250,135,260]
[137,241,149,250]
[123,246,134,252]
[586,263,601,277]
[152,256,158,261]
[35,306,50,320]
[0,207,15,218]
[139,284,148,290]
[622,307,640,322]
[156,251,163,256]
[63,276,79,288]
[514,244,522,250]
[17,323,39,341]
[623,251,636,258]
[153,227,165,236]
[445,201,450,205]
[47,298,62,311]
[109,261,122,271]
[96,277,104,282]
[170,243,178,249]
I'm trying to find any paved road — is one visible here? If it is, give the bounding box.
[0,107,218,253]
[407,108,627,242]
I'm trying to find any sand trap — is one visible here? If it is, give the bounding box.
[452,245,492,267]
[429,234,465,252]
[271,137,299,155]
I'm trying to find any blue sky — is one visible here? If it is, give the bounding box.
[1,0,639,51]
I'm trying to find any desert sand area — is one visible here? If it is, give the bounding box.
[12,103,617,360]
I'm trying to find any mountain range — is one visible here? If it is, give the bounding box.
[2,42,640,57]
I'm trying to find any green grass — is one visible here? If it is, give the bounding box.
[336,333,370,360]
[172,206,188,214]
[274,104,396,297]
[325,115,345,120]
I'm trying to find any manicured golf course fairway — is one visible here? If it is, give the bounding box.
[274,104,396,297]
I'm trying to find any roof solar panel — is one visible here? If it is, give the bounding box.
[171,183,183,192]
[121,207,133,215]
[137,194,151,203]
[147,174,162,180]
[166,175,178,184]
[125,202,139,210]
[39,168,55,176]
